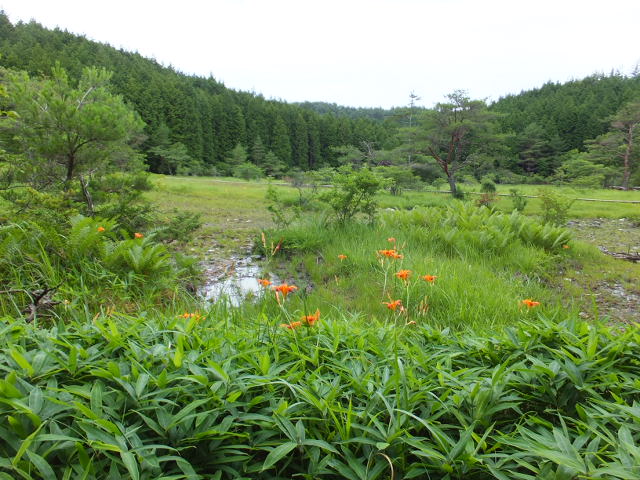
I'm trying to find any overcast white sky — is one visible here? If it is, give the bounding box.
[1,0,639,108]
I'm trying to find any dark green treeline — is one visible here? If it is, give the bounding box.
[0,13,393,172]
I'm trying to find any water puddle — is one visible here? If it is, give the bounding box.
[199,254,278,306]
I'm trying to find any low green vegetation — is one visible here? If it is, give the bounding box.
[2,309,640,479]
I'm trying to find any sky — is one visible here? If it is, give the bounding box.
[1,0,639,109]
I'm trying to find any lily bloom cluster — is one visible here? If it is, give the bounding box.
[376,239,540,318]
[383,299,402,311]
[280,309,321,329]
[378,249,403,259]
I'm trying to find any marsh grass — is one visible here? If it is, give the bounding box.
[256,204,576,330]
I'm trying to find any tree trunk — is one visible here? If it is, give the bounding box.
[79,175,94,216]
[621,124,634,190]
[448,172,458,197]
[64,154,75,190]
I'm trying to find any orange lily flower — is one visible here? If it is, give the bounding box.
[134,232,144,239]
[273,283,298,298]
[258,278,272,287]
[302,309,320,326]
[280,321,302,329]
[383,299,402,310]
[395,269,411,281]
[97,226,105,232]
[421,275,437,283]
[562,244,570,249]
[338,254,347,261]
[521,299,540,308]
[378,249,403,259]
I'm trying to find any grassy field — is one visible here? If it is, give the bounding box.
[146,174,639,326]
[378,184,640,219]
[148,175,640,228]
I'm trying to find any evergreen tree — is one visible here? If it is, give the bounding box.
[271,116,292,167]
[251,135,266,166]
[2,65,144,190]
[419,91,500,196]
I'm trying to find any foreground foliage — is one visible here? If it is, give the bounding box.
[1,313,639,479]
[0,216,198,320]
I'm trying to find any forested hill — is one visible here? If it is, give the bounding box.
[294,102,407,122]
[490,74,640,152]
[0,13,393,173]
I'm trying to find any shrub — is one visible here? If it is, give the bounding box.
[537,188,575,225]
[233,162,264,181]
[375,165,421,195]
[320,167,389,224]
[265,184,301,228]
[151,209,202,244]
[480,179,496,193]
[509,188,528,212]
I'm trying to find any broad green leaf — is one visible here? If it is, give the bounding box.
[261,442,297,471]
[120,452,139,480]
[10,349,34,376]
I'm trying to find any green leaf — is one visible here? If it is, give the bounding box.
[261,442,297,471]
[120,451,139,480]
[302,438,338,453]
[207,360,230,382]
[10,349,34,376]
[12,421,45,465]
[26,450,56,480]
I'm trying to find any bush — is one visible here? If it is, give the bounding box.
[375,166,421,195]
[480,179,496,193]
[233,162,264,181]
[320,167,388,224]
[509,188,528,212]
[152,209,202,244]
[537,188,575,225]
[265,184,301,228]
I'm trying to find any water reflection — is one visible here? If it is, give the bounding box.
[200,255,277,306]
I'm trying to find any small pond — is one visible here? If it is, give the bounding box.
[199,254,279,306]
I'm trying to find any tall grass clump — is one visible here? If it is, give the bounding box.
[1,312,639,479]
[259,202,576,329]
